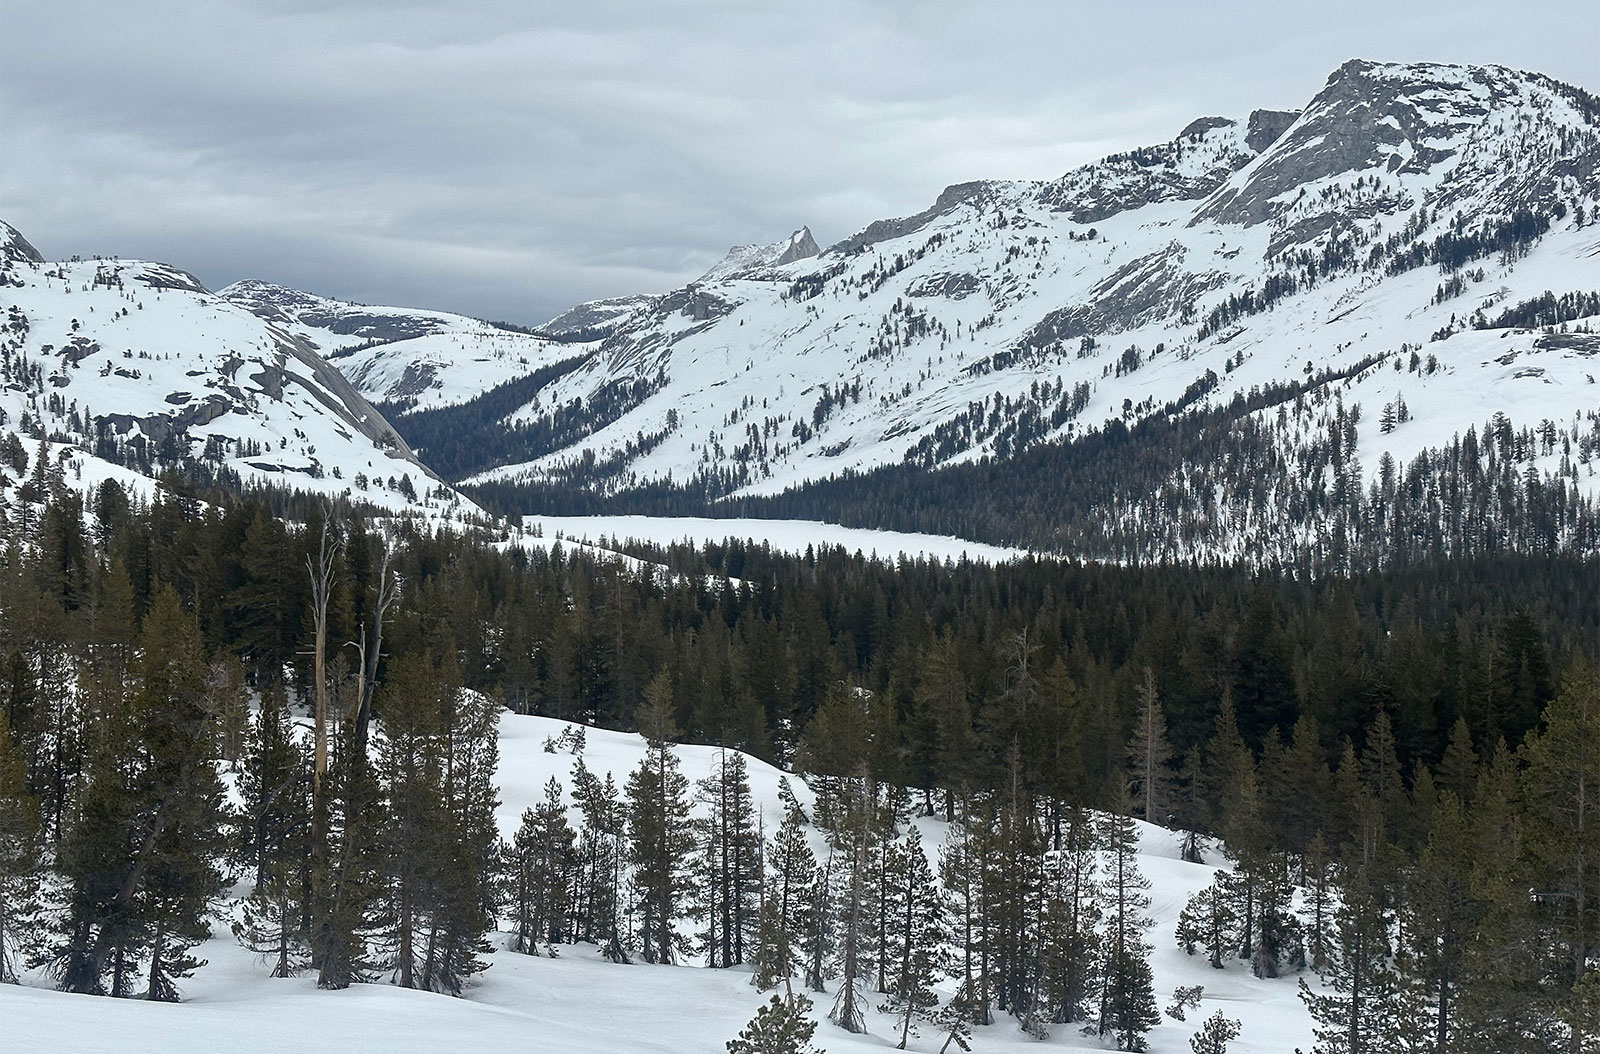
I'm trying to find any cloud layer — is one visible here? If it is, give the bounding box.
[2,1,1593,323]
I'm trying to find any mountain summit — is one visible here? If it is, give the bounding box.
[410,59,1596,564]
[698,226,821,282]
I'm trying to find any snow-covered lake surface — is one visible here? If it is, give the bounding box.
[5,713,1316,1054]
[525,514,1028,564]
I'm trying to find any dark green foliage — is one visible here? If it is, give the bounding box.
[509,776,575,954]
[726,993,821,1054]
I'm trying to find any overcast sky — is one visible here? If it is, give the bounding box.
[2,2,1594,325]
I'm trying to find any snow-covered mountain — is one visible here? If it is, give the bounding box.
[218,280,586,415]
[435,59,1597,558]
[697,225,821,282]
[0,222,476,519]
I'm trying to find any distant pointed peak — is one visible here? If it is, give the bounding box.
[698,226,821,282]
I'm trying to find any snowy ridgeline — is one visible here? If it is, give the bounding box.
[6,714,1315,1054]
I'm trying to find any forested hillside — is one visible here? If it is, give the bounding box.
[1,477,1595,1050]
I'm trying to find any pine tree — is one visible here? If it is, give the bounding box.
[694,747,761,967]
[626,673,695,965]
[1038,802,1100,1024]
[0,706,42,983]
[1127,668,1175,824]
[233,682,310,978]
[1298,864,1402,1054]
[1453,738,1562,1053]
[758,797,817,989]
[424,682,499,994]
[1397,791,1476,1052]
[510,776,575,954]
[1519,660,1599,1054]
[878,824,942,1048]
[1098,797,1159,1051]
[1189,1010,1242,1054]
[727,993,822,1054]
[1176,873,1238,969]
[372,651,499,994]
[571,757,628,961]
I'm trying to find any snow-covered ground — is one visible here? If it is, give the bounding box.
[0,222,484,525]
[5,714,1317,1053]
[525,514,1027,564]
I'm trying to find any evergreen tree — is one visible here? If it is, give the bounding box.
[1037,802,1100,1024]
[877,824,942,1048]
[1189,1010,1242,1054]
[938,799,991,1026]
[571,757,628,961]
[1098,796,1160,1051]
[727,993,822,1054]
[759,794,817,989]
[1298,864,1403,1054]
[1397,791,1476,1052]
[1518,660,1599,1054]
[510,776,576,954]
[693,747,761,967]
[626,673,695,965]
[232,682,310,978]
[1176,873,1238,970]
[0,707,42,982]
[1127,668,1176,824]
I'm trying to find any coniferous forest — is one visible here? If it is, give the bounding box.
[0,467,1596,1053]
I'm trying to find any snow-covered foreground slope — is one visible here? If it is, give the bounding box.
[0,221,480,521]
[6,714,1315,1053]
[527,513,1025,564]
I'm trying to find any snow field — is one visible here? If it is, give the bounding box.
[9,713,1316,1053]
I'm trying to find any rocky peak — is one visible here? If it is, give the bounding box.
[698,226,822,282]
[1193,60,1572,228]
[1245,108,1300,153]
[0,220,44,267]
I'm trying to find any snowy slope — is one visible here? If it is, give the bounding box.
[219,280,592,414]
[5,713,1317,1054]
[455,60,1597,537]
[525,513,1025,564]
[0,221,479,520]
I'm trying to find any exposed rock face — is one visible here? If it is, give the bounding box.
[539,295,657,341]
[699,226,823,281]
[1196,60,1586,229]
[1020,243,1227,348]
[223,280,443,343]
[829,182,993,254]
[0,220,43,266]
[1245,108,1300,152]
[1037,118,1256,224]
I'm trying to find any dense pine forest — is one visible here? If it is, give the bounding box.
[0,467,1596,1052]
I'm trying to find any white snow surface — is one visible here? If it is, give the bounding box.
[6,713,1317,1053]
[218,280,590,414]
[0,231,483,522]
[527,513,1025,563]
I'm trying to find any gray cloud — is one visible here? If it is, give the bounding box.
[2,0,1594,324]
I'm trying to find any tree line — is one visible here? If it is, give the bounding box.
[0,475,1594,1052]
